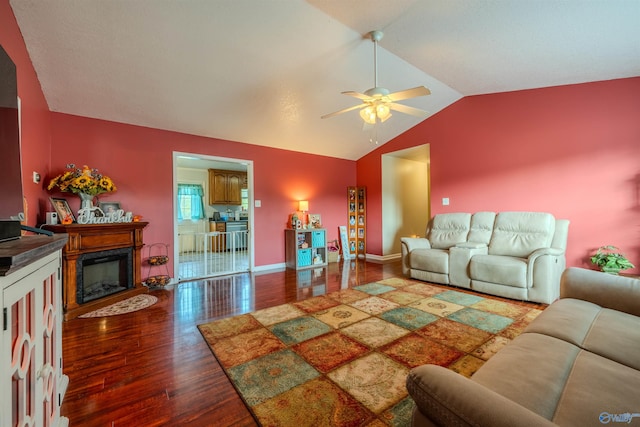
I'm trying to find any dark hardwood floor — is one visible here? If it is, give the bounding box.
[61,259,405,426]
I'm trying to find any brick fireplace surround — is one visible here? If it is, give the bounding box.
[44,222,148,319]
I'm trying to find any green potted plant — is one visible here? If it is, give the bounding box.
[590,245,635,274]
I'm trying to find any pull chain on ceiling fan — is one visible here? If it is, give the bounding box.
[321,30,431,130]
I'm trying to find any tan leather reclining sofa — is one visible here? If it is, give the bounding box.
[401,212,570,304]
[406,268,640,426]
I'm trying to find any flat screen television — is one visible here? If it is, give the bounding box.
[0,44,24,241]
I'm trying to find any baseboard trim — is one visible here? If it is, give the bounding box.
[252,255,401,271]
[364,252,401,263]
[253,262,287,273]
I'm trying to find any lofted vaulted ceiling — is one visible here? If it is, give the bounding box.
[9,0,640,160]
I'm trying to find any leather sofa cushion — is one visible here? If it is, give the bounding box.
[429,213,471,249]
[489,212,555,257]
[472,333,579,420]
[552,349,640,426]
[525,298,640,371]
[467,211,496,244]
[470,254,527,288]
[410,249,449,274]
[472,332,640,426]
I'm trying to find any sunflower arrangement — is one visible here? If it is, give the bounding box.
[48,164,117,196]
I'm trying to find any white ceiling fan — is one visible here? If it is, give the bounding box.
[321,30,431,128]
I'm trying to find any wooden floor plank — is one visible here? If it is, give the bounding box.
[62,259,404,426]
[62,259,545,425]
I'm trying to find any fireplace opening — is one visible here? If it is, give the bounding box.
[76,247,133,304]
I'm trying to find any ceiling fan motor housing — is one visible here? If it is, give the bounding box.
[364,87,390,98]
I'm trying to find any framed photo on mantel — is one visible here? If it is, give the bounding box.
[99,202,121,214]
[50,197,75,223]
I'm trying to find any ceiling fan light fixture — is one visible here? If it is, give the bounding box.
[376,104,391,121]
[360,106,377,124]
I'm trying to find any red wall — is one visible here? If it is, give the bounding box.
[49,113,355,269]
[2,0,356,273]
[358,78,640,274]
[1,0,53,226]
[4,0,639,275]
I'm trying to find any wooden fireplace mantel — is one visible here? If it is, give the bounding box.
[44,222,149,320]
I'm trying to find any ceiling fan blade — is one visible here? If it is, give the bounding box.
[386,86,431,102]
[388,102,429,117]
[342,91,372,101]
[321,103,366,119]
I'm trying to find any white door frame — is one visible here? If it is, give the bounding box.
[172,151,255,282]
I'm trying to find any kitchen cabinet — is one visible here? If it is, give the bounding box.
[209,221,226,252]
[209,169,247,205]
[209,221,248,252]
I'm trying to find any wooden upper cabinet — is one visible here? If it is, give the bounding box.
[209,169,247,205]
[227,173,242,204]
[210,170,228,204]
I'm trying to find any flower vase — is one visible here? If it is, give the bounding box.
[78,192,95,210]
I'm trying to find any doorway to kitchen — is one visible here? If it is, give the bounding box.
[173,152,254,282]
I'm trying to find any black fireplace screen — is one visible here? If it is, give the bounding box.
[76,247,133,304]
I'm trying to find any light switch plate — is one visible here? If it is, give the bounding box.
[442,197,449,206]
[255,200,261,208]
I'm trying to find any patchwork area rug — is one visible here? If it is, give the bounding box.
[78,294,158,318]
[198,278,543,426]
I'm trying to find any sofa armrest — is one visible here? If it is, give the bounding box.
[525,247,566,288]
[560,267,640,316]
[528,247,565,260]
[401,237,432,252]
[407,365,556,427]
[401,237,432,275]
